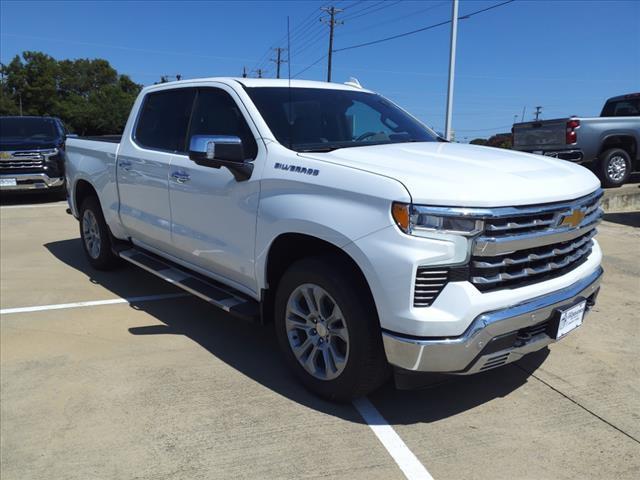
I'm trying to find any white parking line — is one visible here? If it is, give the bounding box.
[0,202,68,209]
[353,397,433,480]
[0,293,188,315]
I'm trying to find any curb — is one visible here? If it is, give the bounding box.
[602,183,640,213]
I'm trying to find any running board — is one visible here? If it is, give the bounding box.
[118,248,259,322]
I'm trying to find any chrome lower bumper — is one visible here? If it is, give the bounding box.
[382,267,603,374]
[0,173,65,191]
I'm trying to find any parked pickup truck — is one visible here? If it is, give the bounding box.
[66,78,604,400]
[0,116,68,194]
[512,93,640,187]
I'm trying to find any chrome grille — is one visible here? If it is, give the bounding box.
[470,190,602,292]
[0,151,45,171]
[414,268,449,307]
[482,193,601,238]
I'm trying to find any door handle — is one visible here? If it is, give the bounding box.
[119,160,132,171]
[171,171,190,184]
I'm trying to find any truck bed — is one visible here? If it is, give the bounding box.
[77,135,122,143]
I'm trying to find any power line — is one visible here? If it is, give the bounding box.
[334,0,516,53]
[341,1,386,20]
[253,1,328,74]
[340,1,448,38]
[342,0,403,21]
[293,54,327,78]
[342,0,365,10]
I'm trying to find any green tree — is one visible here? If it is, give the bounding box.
[0,51,141,135]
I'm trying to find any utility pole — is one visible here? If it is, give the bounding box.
[242,66,248,78]
[534,106,543,121]
[254,68,266,78]
[321,6,343,82]
[444,0,459,141]
[271,47,287,79]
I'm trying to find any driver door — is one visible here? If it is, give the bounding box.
[167,86,262,295]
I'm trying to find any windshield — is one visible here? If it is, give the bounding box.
[245,87,438,152]
[0,117,60,142]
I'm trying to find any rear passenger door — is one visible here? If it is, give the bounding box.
[167,86,262,295]
[117,87,195,251]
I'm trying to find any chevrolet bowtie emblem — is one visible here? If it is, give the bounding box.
[0,152,11,160]
[560,209,586,228]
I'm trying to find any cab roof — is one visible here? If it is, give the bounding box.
[143,77,373,94]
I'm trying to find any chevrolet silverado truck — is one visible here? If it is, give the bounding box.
[0,116,68,194]
[512,93,640,187]
[66,78,604,400]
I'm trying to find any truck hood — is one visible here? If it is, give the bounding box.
[301,142,600,207]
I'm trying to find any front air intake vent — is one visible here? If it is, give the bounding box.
[414,268,449,307]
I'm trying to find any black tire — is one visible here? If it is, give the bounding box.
[79,196,120,270]
[274,256,390,401]
[599,148,631,188]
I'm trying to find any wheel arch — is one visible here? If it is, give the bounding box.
[261,233,378,325]
[599,134,637,161]
[73,179,99,217]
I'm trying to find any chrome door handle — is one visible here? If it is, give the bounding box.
[119,160,132,171]
[171,171,190,183]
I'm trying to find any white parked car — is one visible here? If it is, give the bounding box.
[66,78,603,400]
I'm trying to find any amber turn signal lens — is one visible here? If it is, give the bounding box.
[392,202,411,233]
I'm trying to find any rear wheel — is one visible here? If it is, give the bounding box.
[599,148,631,187]
[79,196,120,270]
[274,256,390,401]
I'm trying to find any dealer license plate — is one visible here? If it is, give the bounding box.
[555,300,586,339]
[0,178,17,188]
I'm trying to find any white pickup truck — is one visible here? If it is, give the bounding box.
[66,78,604,400]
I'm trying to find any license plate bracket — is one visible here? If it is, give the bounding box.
[0,178,17,187]
[550,300,587,339]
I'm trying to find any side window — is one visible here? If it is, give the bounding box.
[188,88,258,159]
[135,88,196,152]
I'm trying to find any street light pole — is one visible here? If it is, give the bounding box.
[444,0,459,141]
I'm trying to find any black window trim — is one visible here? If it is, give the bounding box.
[184,86,259,162]
[131,87,197,155]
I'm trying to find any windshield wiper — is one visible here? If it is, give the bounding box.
[297,146,341,153]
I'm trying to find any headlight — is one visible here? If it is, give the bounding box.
[41,148,59,158]
[392,202,484,237]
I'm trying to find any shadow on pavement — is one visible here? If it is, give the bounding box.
[44,237,548,426]
[0,191,66,206]
[603,211,640,228]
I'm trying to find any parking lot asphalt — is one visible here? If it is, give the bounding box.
[1,200,639,480]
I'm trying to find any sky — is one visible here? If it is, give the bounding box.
[1,0,639,140]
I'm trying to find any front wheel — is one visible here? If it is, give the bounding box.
[274,257,390,401]
[599,148,631,187]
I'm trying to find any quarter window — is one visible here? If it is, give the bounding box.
[135,88,196,152]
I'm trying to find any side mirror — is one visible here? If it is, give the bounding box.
[188,135,253,181]
[189,135,244,163]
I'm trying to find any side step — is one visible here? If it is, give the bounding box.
[118,248,260,322]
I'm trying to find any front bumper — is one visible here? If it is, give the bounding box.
[382,267,602,373]
[0,173,65,191]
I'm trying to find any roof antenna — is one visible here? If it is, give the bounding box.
[287,16,293,150]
